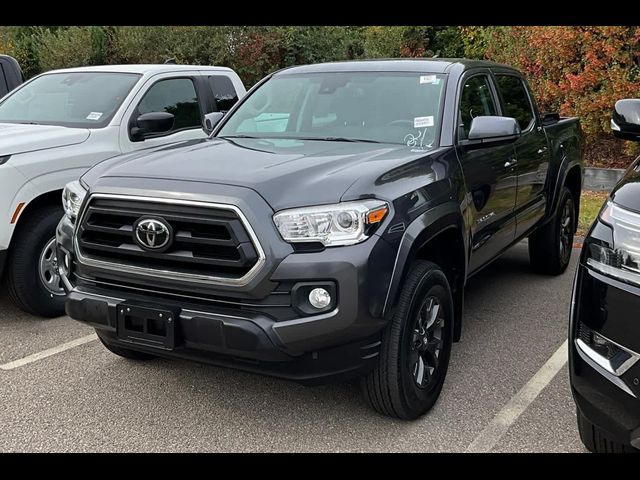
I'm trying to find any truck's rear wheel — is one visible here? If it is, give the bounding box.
[528,186,576,275]
[362,260,453,420]
[5,205,66,317]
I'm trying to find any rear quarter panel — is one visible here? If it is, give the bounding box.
[543,117,585,217]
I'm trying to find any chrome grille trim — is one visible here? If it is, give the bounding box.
[73,193,266,287]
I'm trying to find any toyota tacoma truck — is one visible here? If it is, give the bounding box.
[0,63,245,317]
[57,59,584,419]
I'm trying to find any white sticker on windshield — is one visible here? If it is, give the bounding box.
[414,116,434,128]
[86,112,103,120]
[420,75,437,84]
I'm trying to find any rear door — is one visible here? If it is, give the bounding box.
[494,72,549,237]
[455,71,518,273]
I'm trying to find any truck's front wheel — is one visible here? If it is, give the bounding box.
[362,260,454,420]
[5,205,66,317]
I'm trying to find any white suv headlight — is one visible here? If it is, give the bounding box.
[273,200,389,247]
[62,180,87,222]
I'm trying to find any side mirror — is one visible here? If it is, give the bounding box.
[203,111,225,134]
[130,112,175,141]
[612,99,640,142]
[467,116,521,144]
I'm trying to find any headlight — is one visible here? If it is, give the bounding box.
[62,180,87,222]
[273,200,389,247]
[587,200,640,287]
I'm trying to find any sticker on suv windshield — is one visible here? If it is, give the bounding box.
[414,116,434,128]
[86,112,103,120]
[419,75,437,84]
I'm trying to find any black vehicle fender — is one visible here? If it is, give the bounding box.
[382,201,468,341]
[543,133,583,225]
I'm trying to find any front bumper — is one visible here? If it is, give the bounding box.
[570,262,640,449]
[56,189,398,384]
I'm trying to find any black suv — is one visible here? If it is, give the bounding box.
[57,60,584,419]
[570,99,640,452]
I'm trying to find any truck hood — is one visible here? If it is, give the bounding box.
[91,137,441,211]
[0,122,91,156]
[611,158,640,213]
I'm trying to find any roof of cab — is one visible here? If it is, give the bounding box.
[41,64,234,75]
[276,58,517,75]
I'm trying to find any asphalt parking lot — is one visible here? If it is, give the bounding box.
[0,241,586,452]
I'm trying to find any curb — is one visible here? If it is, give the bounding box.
[583,167,625,192]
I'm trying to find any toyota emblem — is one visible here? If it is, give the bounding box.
[134,217,172,251]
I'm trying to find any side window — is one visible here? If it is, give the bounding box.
[0,65,8,97]
[458,75,497,140]
[137,78,201,132]
[495,75,534,131]
[208,75,239,112]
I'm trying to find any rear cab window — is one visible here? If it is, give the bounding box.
[0,64,8,97]
[208,75,239,113]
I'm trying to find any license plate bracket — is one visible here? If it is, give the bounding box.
[116,303,177,350]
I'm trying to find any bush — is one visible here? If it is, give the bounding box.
[465,26,640,167]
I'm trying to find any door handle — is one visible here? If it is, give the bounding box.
[504,158,518,168]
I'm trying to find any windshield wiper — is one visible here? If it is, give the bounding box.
[219,134,383,144]
[217,134,260,139]
[18,121,40,125]
[292,136,382,144]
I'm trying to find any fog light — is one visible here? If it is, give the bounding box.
[309,288,331,309]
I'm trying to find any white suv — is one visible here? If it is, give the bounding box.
[0,64,246,317]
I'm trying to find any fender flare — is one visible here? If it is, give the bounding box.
[382,201,468,318]
[546,139,583,222]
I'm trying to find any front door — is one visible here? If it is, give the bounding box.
[119,74,209,153]
[455,73,518,274]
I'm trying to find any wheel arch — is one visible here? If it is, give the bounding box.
[383,202,468,342]
[8,189,63,251]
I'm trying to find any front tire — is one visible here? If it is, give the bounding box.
[4,205,66,317]
[528,186,576,275]
[362,260,454,420]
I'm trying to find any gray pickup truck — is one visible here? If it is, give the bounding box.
[57,59,584,419]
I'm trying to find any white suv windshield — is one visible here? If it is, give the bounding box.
[0,72,141,128]
[218,72,446,147]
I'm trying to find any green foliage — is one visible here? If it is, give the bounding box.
[37,27,93,71]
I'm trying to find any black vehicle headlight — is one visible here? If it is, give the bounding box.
[587,201,640,287]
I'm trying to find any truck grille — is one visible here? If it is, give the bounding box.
[75,195,263,285]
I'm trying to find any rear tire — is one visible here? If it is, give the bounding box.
[362,260,454,420]
[4,204,66,317]
[529,186,576,275]
[577,409,638,453]
[98,335,156,361]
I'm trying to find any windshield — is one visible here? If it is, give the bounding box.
[0,72,141,128]
[218,72,446,147]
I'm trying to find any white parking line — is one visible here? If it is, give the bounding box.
[0,333,98,371]
[465,340,569,453]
